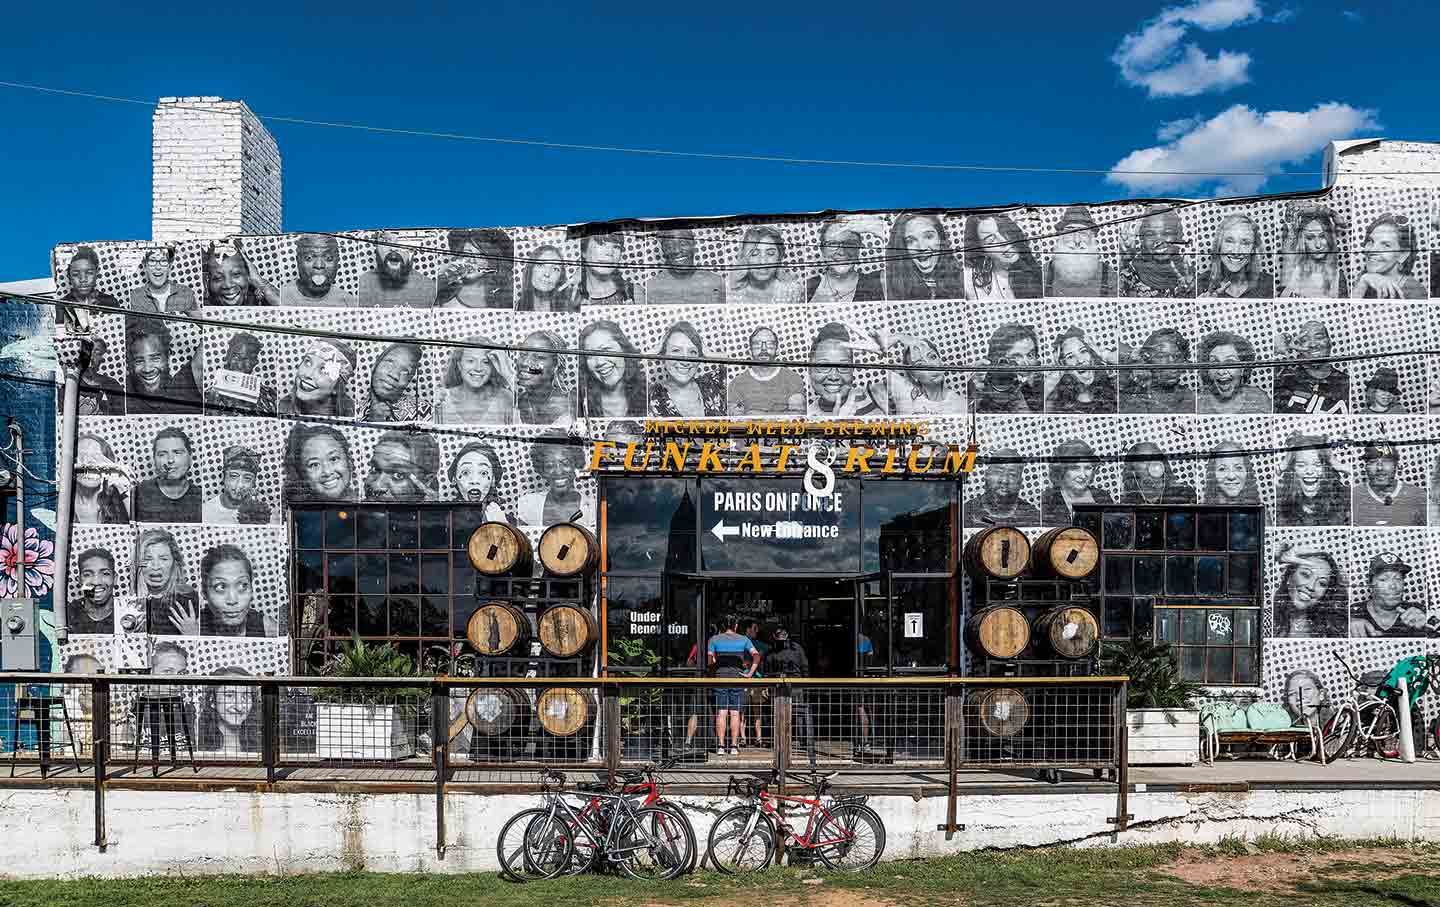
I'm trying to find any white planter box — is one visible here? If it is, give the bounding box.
[1126,709,1199,766]
[315,703,414,760]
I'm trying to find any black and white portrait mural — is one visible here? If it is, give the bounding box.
[49,179,1440,716]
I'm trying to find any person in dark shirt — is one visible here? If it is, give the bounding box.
[134,529,199,637]
[1350,552,1432,638]
[57,245,118,332]
[1274,320,1349,415]
[124,317,201,414]
[75,337,125,416]
[807,218,885,303]
[1045,206,1115,297]
[964,449,1043,526]
[70,548,118,634]
[132,426,202,523]
[1119,328,1196,414]
[1119,442,1196,505]
[1276,434,1350,526]
[196,544,274,637]
[969,323,1044,414]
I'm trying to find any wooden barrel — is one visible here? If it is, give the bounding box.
[1033,605,1100,659]
[537,604,598,658]
[538,523,599,577]
[466,601,531,656]
[975,688,1030,738]
[963,527,1030,580]
[536,687,593,737]
[467,522,533,576]
[965,606,1030,659]
[1029,527,1099,580]
[464,687,532,737]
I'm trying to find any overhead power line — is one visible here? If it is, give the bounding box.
[1,78,1431,179]
[6,288,1436,379]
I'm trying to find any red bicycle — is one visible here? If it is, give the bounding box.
[566,760,697,875]
[706,770,885,873]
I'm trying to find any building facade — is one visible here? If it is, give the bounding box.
[34,119,1440,734]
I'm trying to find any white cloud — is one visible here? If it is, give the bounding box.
[1106,103,1381,196]
[1113,0,1264,97]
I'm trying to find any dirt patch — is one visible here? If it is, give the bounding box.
[1159,847,1427,891]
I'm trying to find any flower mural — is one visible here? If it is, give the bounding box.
[0,524,55,599]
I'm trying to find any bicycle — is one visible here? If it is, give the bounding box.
[1321,650,1407,760]
[496,767,692,882]
[567,759,698,876]
[706,770,885,873]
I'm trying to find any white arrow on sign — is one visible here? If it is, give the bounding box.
[710,520,741,542]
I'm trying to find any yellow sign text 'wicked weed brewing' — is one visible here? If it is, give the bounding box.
[587,419,978,478]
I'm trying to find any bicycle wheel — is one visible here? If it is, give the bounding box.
[615,805,690,881]
[706,805,776,874]
[497,808,573,882]
[649,801,698,875]
[1320,708,1357,761]
[1372,705,1401,758]
[813,803,885,872]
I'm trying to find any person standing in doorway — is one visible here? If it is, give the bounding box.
[707,614,759,757]
[742,621,771,748]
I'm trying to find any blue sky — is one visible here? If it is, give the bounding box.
[0,0,1433,278]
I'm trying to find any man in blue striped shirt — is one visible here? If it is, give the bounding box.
[708,614,759,756]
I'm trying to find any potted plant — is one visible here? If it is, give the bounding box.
[1099,638,1204,766]
[314,633,425,760]
[608,637,664,761]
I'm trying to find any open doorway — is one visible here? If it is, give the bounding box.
[705,577,861,677]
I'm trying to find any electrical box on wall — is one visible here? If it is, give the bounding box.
[0,598,38,670]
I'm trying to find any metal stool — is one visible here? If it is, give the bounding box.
[130,692,197,777]
[9,694,83,778]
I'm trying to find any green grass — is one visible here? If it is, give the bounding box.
[3,839,1438,907]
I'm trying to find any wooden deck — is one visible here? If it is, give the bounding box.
[7,753,1440,796]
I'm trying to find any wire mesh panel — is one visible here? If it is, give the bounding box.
[278,683,431,767]
[960,682,1119,768]
[789,683,947,766]
[447,682,604,767]
[0,680,92,774]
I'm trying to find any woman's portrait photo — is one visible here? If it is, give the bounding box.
[438,229,514,308]
[649,320,725,418]
[73,432,130,524]
[728,226,802,305]
[277,338,358,418]
[807,322,883,417]
[1203,440,1262,506]
[571,232,636,306]
[1282,668,1329,724]
[808,217,886,303]
[1045,326,1117,414]
[1198,213,1274,298]
[204,244,280,307]
[284,423,357,503]
[885,213,964,300]
[968,323,1044,414]
[1040,438,1114,526]
[432,336,514,424]
[579,320,647,419]
[447,442,512,523]
[1276,435,1350,526]
[125,317,201,414]
[362,342,428,422]
[1197,330,1271,414]
[129,246,198,314]
[1272,542,1348,637]
[518,437,595,530]
[1352,213,1425,299]
[963,212,1042,300]
[1119,442,1197,504]
[186,544,277,637]
[134,528,198,637]
[517,244,573,312]
[198,667,261,754]
[514,330,576,427]
[1119,205,1195,298]
[1279,201,1347,297]
[878,335,963,415]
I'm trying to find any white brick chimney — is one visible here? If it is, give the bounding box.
[1324,138,1440,190]
[151,97,282,242]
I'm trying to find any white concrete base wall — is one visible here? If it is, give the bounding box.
[9,787,1440,879]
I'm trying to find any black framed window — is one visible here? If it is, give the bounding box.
[1076,504,1262,685]
[293,505,490,671]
